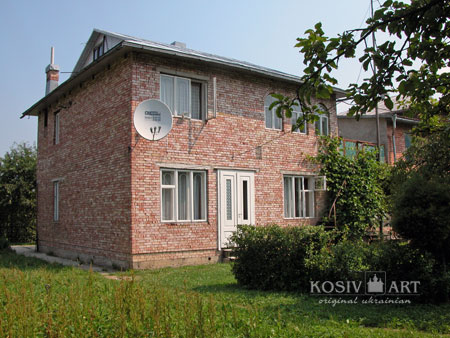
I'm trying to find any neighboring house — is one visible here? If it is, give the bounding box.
[338,101,418,164]
[22,29,344,269]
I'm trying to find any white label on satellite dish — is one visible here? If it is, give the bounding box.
[133,99,173,141]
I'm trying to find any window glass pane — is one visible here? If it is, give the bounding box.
[322,116,329,136]
[54,181,59,221]
[284,177,293,217]
[162,188,174,220]
[292,112,306,133]
[380,145,386,163]
[54,113,60,144]
[315,119,321,135]
[274,113,282,130]
[305,191,314,217]
[191,82,202,120]
[304,177,310,190]
[226,179,232,220]
[162,171,174,185]
[345,141,357,159]
[160,75,174,113]
[265,107,272,128]
[242,180,248,221]
[294,177,302,217]
[404,133,412,149]
[176,77,190,116]
[193,173,205,220]
[178,172,190,220]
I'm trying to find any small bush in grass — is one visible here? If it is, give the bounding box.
[230,224,333,291]
[231,224,449,302]
[0,236,10,251]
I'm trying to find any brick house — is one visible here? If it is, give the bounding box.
[338,101,418,164]
[22,29,344,269]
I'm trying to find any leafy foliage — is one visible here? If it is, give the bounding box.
[392,174,450,265]
[231,224,448,303]
[391,125,450,281]
[272,0,450,132]
[230,224,333,291]
[0,143,37,243]
[314,137,388,238]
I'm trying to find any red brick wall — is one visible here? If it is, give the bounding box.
[37,56,133,267]
[129,53,337,267]
[36,51,337,269]
[386,122,412,163]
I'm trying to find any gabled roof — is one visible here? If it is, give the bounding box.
[22,29,346,118]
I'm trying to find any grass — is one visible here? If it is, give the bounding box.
[1,250,449,337]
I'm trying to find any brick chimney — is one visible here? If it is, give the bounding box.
[45,47,59,95]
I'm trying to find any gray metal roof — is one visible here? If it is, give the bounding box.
[22,29,346,118]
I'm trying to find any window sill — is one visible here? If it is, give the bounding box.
[161,220,208,224]
[173,115,204,122]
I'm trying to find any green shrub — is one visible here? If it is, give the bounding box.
[230,224,332,291]
[0,236,10,251]
[231,224,449,302]
[306,239,371,283]
[392,173,450,266]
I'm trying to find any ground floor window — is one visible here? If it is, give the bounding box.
[53,180,60,221]
[161,169,207,222]
[283,175,323,218]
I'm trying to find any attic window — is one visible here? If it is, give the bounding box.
[93,37,106,61]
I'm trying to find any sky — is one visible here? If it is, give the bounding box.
[0,0,373,157]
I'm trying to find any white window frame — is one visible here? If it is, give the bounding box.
[264,95,282,130]
[54,112,60,144]
[160,169,207,222]
[291,100,307,134]
[314,104,329,136]
[283,175,316,219]
[53,180,60,221]
[160,74,205,120]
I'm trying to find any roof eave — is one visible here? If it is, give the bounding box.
[21,42,126,118]
[122,40,347,98]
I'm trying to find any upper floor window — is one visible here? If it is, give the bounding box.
[93,37,106,61]
[314,104,329,136]
[160,74,204,120]
[54,112,60,145]
[161,169,207,222]
[291,100,307,134]
[264,95,282,130]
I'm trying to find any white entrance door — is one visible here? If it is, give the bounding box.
[218,170,255,248]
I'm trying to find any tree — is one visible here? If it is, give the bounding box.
[314,137,388,238]
[271,0,449,131]
[0,143,37,244]
[391,125,450,265]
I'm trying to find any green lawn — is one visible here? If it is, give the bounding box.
[1,250,449,337]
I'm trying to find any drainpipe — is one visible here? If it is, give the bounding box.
[392,113,397,163]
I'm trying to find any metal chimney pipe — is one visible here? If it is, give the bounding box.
[45,47,60,95]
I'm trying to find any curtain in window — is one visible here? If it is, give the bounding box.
[178,172,190,220]
[160,75,175,114]
[176,77,190,116]
[284,177,293,217]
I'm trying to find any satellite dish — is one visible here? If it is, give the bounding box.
[133,99,173,141]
